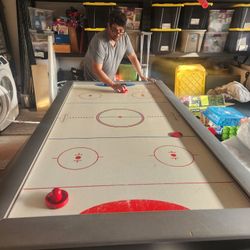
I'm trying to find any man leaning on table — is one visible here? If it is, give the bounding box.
[84,9,147,93]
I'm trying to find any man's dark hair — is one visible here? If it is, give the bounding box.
[108,9,127,27]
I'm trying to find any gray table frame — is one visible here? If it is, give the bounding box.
[0,81,249,250]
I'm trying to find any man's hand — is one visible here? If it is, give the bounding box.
[112,84,128,93]
[140,75,157,83]
[140,75,148,81]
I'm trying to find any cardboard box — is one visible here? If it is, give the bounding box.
[53,44,71,53]
[118,7,142,30]
[180,95,225,116]
[31,61,51,111]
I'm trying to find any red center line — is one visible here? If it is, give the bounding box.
[24,180,233,191]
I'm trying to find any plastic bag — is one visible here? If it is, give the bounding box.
[237,118,250,151]
[207,81,250,102]
[222,118,250,168]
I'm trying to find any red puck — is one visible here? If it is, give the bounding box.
[168,131,183,138]
[45,188,69,209]
[121,86,128,93]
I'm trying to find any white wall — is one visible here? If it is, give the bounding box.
[2,0,21,88]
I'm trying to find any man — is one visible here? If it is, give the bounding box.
[84,9,147,93]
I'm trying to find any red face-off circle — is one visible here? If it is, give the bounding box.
[154,145,194,167]
[96,108,144,128]
[56,147,99,170]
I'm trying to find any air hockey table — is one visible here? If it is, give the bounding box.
[0,80,250,249]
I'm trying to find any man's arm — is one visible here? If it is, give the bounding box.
[92,62,115,87]
[92,62,127,93]
[127,52,147,81]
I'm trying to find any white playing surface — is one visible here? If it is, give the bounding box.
[8,82,250,218]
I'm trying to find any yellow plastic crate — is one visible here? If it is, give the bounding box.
[174,64,206,97]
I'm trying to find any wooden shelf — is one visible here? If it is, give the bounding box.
[55,52,85,57]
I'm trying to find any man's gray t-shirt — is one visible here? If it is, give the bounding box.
[84,30,134,81]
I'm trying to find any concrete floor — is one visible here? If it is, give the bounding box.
[0,109,45,176]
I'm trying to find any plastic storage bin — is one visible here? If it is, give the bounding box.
[150,28,181,54]
[30,30,53,58]
[202,32,228,52]
[84,28,105,45]
[54,34,70,44]
[116,64,137,81]
[28,7,53,31]
[83,2,116,28]
[174,64,206,98]
[179,2,213,29]
[30,30,54,42]
[225,29,250,52]
[180,29,206,52]
[127,30,140,53]
[208,9,234,32]
[151,3,183,29]
[180,94,225,117]
[230,4,250,28]
[202,106,245,127]
[32,42,49,53]
[118,7,142,30]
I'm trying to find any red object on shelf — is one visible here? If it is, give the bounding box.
[198,0,209,8]
[45,188,69,209]
[168,131,183,138]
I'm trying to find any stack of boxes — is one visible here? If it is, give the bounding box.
[180,94,225,117]
[203,9,234,53]
[28,7,54,58]
[83,2,116,45]
[178,2,212,53]
[28,3,250,58]
[52,19,71,53]
[226,4,250,52]
[118,6,143,54]
[29,6,84,55]
[119,6,142,31]
[150,3,183,54]
[83,2,142,53]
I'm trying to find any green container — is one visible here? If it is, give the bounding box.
[117,64,137,81]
